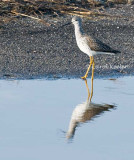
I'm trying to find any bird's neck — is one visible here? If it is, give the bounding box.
[74,22,84,38]
[66,119,77,139]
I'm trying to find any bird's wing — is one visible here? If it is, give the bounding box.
[85,35,120,53]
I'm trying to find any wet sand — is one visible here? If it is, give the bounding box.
[0,4,134,79]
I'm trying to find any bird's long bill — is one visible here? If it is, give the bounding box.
[61,22,72,28]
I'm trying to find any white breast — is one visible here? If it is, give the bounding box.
[76,36,93,56]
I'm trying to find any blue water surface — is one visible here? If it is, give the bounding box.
[0,76,133,160]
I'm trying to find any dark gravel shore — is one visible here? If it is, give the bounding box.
[0,4,134,79]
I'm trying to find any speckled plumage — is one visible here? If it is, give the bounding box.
[85,34,119,53]
[72,16,120,56]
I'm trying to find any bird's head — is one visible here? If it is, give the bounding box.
[59,16,82,28]
[71,16,82,25]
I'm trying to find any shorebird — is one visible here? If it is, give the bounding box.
[66,79,115,139]
[72,16,120,79]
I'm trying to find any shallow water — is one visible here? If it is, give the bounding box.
[0,76,134,160]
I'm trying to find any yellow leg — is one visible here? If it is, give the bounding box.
[84,79,90,100]
[81,56,93,80]
[90,58,95,100]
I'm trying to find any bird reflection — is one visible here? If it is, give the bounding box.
[66,78,115,140]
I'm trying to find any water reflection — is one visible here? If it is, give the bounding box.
[66,79,116,140]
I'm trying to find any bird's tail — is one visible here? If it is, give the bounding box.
[94,51,120,56]
[104,52,116,55]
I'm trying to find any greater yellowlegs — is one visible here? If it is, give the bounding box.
[66,79,115,139]
[72,16,120,79]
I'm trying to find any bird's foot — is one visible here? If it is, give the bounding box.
[81,75,87,80]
